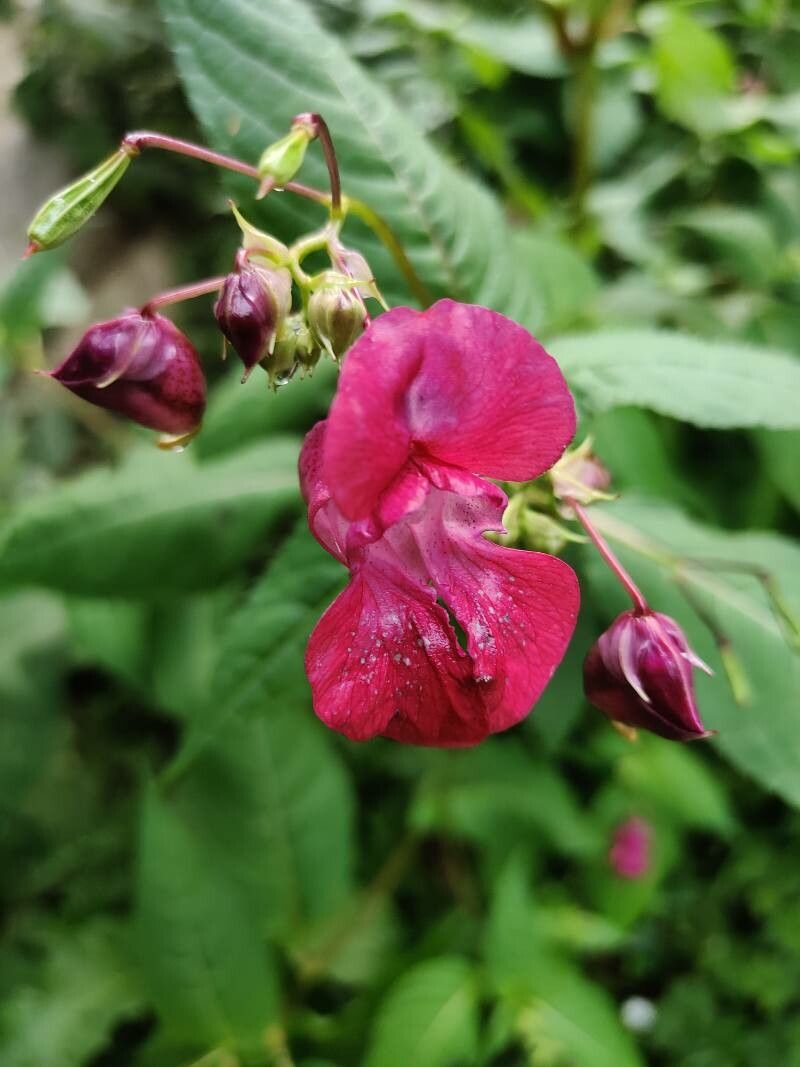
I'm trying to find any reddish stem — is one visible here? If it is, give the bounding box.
[571,501,650,614]
[141,276,226,315]
[307,113,342,216]
[123,131,260,180]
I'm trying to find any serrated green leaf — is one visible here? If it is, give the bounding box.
[615,736,735,835]
[677,206,782,288]
[586,497,800,806]
[484,856,644,1067]
[0,592,66,803]
[650,10,735,136]
[159,0,595,334]
[196,363,337,460]
[552,330,800,428]
[170,522,355,937]
[135,784,280,1052]
[0,919,142,1067]
[365,956,479,1067]
[67,597,150,689]
[0,439,301,596]
[758,429,800,512]
[410,740,601,860]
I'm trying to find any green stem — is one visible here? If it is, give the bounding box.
[345,195,434,307]
[570,48,596,228]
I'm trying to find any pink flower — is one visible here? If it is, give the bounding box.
[300,299,580,746]
[584,609,713,742]
[49,310,206,435]
[609,817,651,880]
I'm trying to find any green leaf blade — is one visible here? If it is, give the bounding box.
[552,330,800,428]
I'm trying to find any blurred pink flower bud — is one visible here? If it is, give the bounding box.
[49,310,206,435]
[551,438,612,506]
[584,608,713,742]
[214,254,292,378]
[609,817,651,879]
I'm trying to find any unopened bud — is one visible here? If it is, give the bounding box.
[551,438,613,507]
[27,146,134,253]
[229,202,290,262]
[47,310,206,436]
[522,511,585,554]
[307,274,366,360]
[330,245,386,307]
[256,114,316,196]
[214,254,292,380]
[609,817,651,880]
[584,609,713,742]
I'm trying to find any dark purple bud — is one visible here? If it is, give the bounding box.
[213,258,292,379]
[609,817,651,880]
[49,311,206,435]
[584,609,713,742]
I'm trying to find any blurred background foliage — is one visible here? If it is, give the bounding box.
[1,0,800,1064]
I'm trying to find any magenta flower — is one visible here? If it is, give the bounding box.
[609,817,651,880]
[584,609,713,741]
[300,299,580,746]
[49,310,206,435]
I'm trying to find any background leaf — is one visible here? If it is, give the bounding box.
[0,439,301,596]
[365,956,479,1067]
[552,331,800,428]
[135,784,280,1053]
[159,0,596,334]
[170,521,355,937]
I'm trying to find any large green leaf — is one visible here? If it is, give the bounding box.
[484,855,644,1067]
[0,919,142,1067]
[135,785,280,1053]
[170,521,355,937]
[159,0,595,333]
[365,956,479,1067]
[0,439,300,596]
[195,362,337,460]
[552,330,800,428]
[585,497,800,806]
[758,428,800,513]
[650,9,735,136]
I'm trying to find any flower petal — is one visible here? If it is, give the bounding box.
[305,564,489,746]
[324,300,576,519]
[409,490,580,732]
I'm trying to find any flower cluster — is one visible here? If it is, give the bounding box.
[27,117,723,750]
[300,299,580,745]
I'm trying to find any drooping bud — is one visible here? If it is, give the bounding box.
[307,273,366,360]
[48,310,206,436]
[267,312,319,387]
[214,252,292,380]
[609,817,651,880]
[584,608,713,742]
[26,146,135,253]
[256,114,317,197]
[551,437,613,507]
[330,244,386,308]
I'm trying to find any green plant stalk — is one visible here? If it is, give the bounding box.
[570,48,596,227]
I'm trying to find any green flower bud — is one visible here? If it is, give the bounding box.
[26,146,134,253]
[229,202,290,263]
[307,274,366,361]
[264,312,311,388]
[256,115,316,194]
